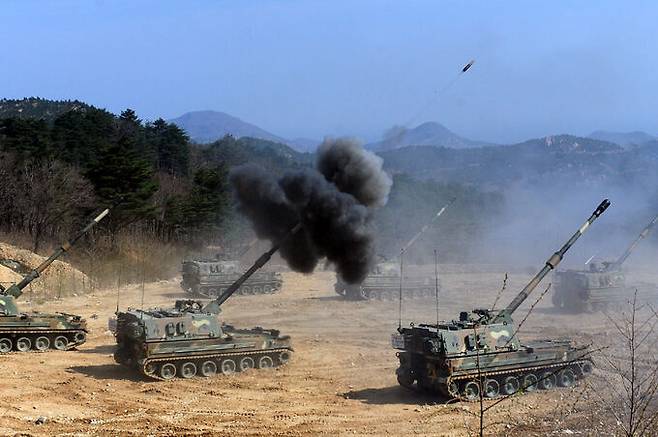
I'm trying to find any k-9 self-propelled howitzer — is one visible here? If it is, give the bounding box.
[335,198,456,301]
[180,238,283,298]
[113,224,300,380]
[392,199,609,401]
[552,212,658,312]
[0,209,109,353]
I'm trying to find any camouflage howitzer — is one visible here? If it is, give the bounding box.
[392,199,609,401]
[180,259,283,298]
[552,212,658,312]
[0,209,109,353]
[335,198,455,301]
[113,225,300,380]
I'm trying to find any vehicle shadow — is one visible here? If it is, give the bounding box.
[78,344,117,355]
[67,364,149,382]
[342,385,450,405]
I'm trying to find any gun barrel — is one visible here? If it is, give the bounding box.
[7,209,110,297]
[503,199,610,316]
[612,212,658,268]
[203,223,302,313]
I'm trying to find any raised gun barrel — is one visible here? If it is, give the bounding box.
[2,209,110,298]
[203,223,302,314]
[500,199,610,318]
[609,212,658,270]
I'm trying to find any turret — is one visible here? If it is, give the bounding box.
[493,199,610,321]
[0,209,109,316]
[605,213,658,271]
[202,223,302,314]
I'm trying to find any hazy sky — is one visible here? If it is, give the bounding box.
[2,1,657,143]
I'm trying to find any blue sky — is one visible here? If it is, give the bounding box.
[2,0,657,143]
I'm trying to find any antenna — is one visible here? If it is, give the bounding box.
[139,245,146,318]
[434,249,440,330]
[115,258,122,313]
[398,248,404,331]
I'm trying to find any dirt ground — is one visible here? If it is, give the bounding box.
[0,268,640,436]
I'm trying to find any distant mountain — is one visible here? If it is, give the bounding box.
[170,110,287,145]
[588,130,656,148]
[0,97,92,121]
[367,121,492,151]
[169,110,321,152]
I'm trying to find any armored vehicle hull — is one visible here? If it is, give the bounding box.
[335,274,433,300]
[552,269,658,312]
[392,200,609,401]
[393,324,592,401]
[181,260,283,298]
[113,306,292,380]
[0,311,87,353]
[334,262,433,300]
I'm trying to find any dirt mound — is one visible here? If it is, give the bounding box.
[0,242,89,297]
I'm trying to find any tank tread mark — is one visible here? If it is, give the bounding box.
[445,359,591,401]
[0,330,87,353]
[140,348,293,381]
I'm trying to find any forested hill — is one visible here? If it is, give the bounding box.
[378,134,658,188]
[0,97,93,121]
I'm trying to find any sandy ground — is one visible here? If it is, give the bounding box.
[0,268,642,436]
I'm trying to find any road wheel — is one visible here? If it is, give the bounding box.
[54,335,69,351]
[522,373,538,392]
[74,332,87,344]
[558,369,576,387]
[144,363,157,377]
[206,288,218,297]
[16,337,31,352]
[253,286,263,294]
[278,350,292,365]
[180,362,197,379]
[502,376,520,395]
[200,360,217,377]
[240,356,255,371]
[484,379,500,398]
[463,381,480,401]
[0,338,12,353]
[159,363,177,380]
[264,285,273,294]
[220,358,237,374]
[579,362,593,378]
[397,370,414,389]
[258,355,274,369]
[35,336,50,351]
[539,371,556,390]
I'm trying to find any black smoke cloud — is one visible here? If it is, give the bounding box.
[230,138,391,283]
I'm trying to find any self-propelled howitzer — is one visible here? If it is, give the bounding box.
[335,198,456,300]
[0,209,109,353]
[113,225,301,380]
[552,211,658,312]
[392,199,609,401]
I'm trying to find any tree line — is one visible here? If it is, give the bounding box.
[0,104,231,272]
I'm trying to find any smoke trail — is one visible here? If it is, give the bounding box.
[230,138,391,283]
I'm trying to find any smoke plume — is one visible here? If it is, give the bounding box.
[230,138,391,283]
